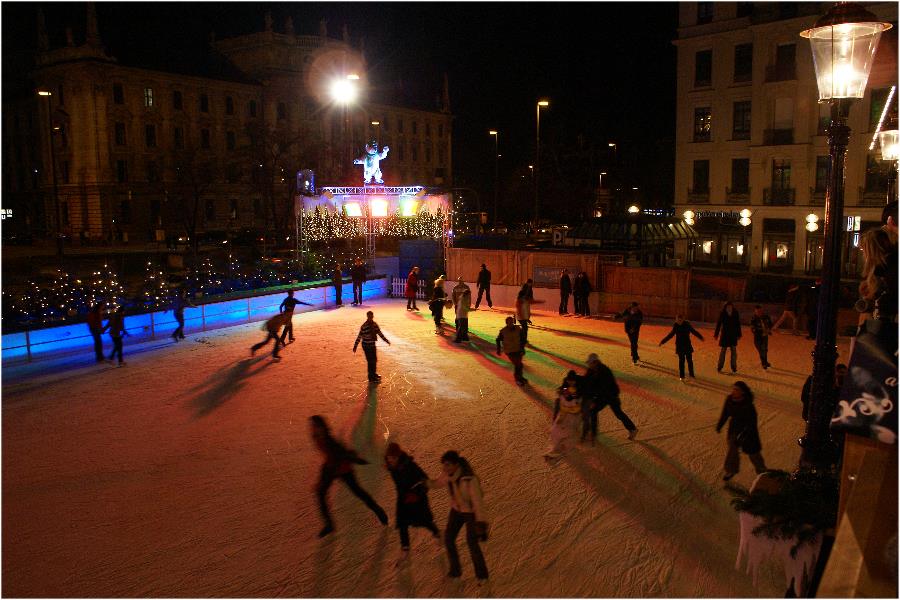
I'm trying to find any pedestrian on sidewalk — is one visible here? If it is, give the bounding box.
[353,310,390,383]
[559,269,572,315]
[86,304,105,362]
[351,259,367,305]
[617,302,644,365]
[384,442,440,561]
[546,371,583,459]
[104,306,128,366]
[659,315,704,381]
[714,301,742,374]
[427,451,490,582]
[405,266,420,311]
[496,316,526,385]
[279,290,312,345]
[454,288,472,343]
[474,264,492,309]
[582,353,638,441]
[772,283,800,334]
[716,381,767,481]
[429,276,448,335]
[310,415,388,538]
[251,312,290,359]
[169,289,196,342]
[333,263,344,306]
[749,305,773,369]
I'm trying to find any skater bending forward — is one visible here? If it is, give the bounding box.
[384,443,440,559]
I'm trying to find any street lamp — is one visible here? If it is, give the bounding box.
[878,125,899,202]
[627,205,640,214]
[489,130,500,225]
[799,2,891,469]
[37,89,63,261]
[535,99,549,224]
[331,75,359,180]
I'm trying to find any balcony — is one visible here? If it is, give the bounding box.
[687,187,710,203]
[763,128,794,145]
[763,187,795,205]
[809,187,826,205]
[764,64,796,82]
[726,187,750,203]
[857,186,890,206]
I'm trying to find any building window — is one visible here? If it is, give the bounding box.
[277,102,286,120]
[693,107,712,142]
[865,154,892,193]
[205,199,216,222]
[412,121,418,135]
[173,90,183,110]
[692,160,709,192]
[774,44,796,80]
[412,142,418,162]
[734,44,753,82]
[398,143,405,161]
[772,159,791,189]
[817,103,830,135]
[869,88,894,131]
[200,93,209,113]
[174,127,184,149]
[225,96,234,116]
[696,2,714,24]
[113,83,124,105]
[119,200,131,225]
[249,100,257,117]
[731,158,749,192]
[116,160,128,183]
[144,87,154,108]
[814,156,829,192]
[62,160,70,184]
[732,101,751,140]
[115,122,126,146]
[425,123,431,137]
[425,144,432,163]
[201,128,210,149]
[229,199,238,220]
[736,2,753,18]
[253,197,263,218]
[147,160,160,182]
[61,201,69,226]
[438,147,446,165]
[694,50,712,87]
[226,131,236,151]
[145,124,157,148]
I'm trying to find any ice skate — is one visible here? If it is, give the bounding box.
[317,524,334,538]
[627,428,638,441]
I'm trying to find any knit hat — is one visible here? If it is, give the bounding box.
[586,353,600,366]
[385,442,403,458]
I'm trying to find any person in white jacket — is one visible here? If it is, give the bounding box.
[454,288,472,342]
[428,451,489,581]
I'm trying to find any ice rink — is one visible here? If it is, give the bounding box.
[3,298,846,597]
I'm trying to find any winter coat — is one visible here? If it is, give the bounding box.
[515,295,532,321]
[620,308,643,336]
[446,470,486,520]
[659,321,704,354]
[429,285,447,315]
[405,271,418,299]
[574,275,592,296]
[716,396,762,454]
[477,268,491,289]
[106,313,126,338]
[387,454,435,527]
[351,263,367,284]
[496,324,524,354]
[714,309,742,347]
[455,295,471,319]
[264,313,290,334]
[560,274,572,294]
[86,311,104,334]
[581,362,620,407]
[750,314,773,341]
[452,282,470,307]
[314,431,368,476]
[332,269,343,288]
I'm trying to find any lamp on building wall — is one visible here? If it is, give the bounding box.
[739,208,752,227]
[806,213,820,232]
[627,205,640,214]
[683,210,695,226]
[799,2,891,470]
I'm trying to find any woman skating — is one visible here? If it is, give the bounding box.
[714,301,742,373]
[659,314,704,381]
[715,381,767,481]
[384,443,440,561]
[405,266,420,311]
[546,370,583,459]
[429,275,448,335]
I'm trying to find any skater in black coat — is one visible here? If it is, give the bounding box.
[475,264,492,309]
[714,302,742,373]
[715,381,767,481]
[659,315,704,380]
[581,353,637,442]
[559,269,572,315]
[617,302,644,364]
[429,276,448,335]
[384,443,440,557]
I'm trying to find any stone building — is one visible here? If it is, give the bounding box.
[673,2,897,275]
[2,5,453,243]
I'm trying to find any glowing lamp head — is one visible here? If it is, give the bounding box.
[806,213,820,224]
[627,205,640,214]
[878,129,900,161]
[739,216,752,227]
[37,90,52,96]
[330,79,357,104]
[806,222,820,232]
[739,209,752,219]
[489,130,498,136]
[683,210,695,220]
[800,3,891,100]
[538,100,549,107]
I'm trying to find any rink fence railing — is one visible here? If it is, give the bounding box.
[1,277,389,365]
[389,277,428,299]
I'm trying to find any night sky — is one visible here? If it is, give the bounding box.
[3,2,679,219]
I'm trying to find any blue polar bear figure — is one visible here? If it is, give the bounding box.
[354,140,390,185]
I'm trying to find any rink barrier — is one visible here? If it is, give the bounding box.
[1,277,389,365]
[389,277,428,299]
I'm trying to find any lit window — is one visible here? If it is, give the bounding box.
[144,87,154,107]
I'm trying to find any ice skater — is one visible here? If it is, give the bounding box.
[496,316,526,385]
[86,304,105,362]
[658,314,704,381]
[714,301,742,374]
[405,266,420,311]
[559,269,572,314]
[428,275,448,335]
[772,283,800,334]
[169,289,196,342]
[353,310,390,383]
[474,263,492,309]
[617,301,643,365]
[454,288,472,343]
[351,259,366,305]
[310,415,388,538]
[279,290,312,345]
[427,450,490,582]
[583,353,637,441]
[333,263,344,306]
[384,442,440,561]
[546,371,583,459]
[251,312,290,359]
[749,305,773,369]
[574,272,592,316]
[716,381,767,482]
[451,276,470,308]
[104,306,128,366]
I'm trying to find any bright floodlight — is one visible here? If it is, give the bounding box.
[806,221,820,232]
[739,209,752,219]
[37,90,52,96]
[878,129,900,161]
[538,100,549,107]
[800,3,891,100]
[683,210,695,220]
[627,205,640,214]
[330,79,357,104]
[489,130,498,136]
[371,120,380,126]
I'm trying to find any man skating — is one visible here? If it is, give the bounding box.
[559,269,572,315]
[749,305,773,369]
[353,310,391,382]
[169,289,196,342]
[251,312,290,359]
[86,304,105,362]
[333,263,344,306]
[351,259,367,305]
[582,353,637,441]
[618,302,643,365]
[496,316,526,385]
[474,264,492,309]
[279,290,312,345]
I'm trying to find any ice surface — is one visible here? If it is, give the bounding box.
[2,299,845,597]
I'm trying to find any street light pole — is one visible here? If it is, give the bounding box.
[38,90,63,262]
[489,130,499,225]
[535,100,549,225]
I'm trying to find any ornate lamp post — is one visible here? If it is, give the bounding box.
[799,3,891,469]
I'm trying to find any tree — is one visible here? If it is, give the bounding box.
[169,151,214,266]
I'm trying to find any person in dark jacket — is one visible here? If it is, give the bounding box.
[405,266,420,311]
[353,310,391,382]
[574,272,592,317]
[714,302,741,373]
[332,263,344,306]
[384,442,440,559]
[617,302,644,365]
[86,304,105,362]
[310,415,388,538]
[572,273,584,315]
[801,363,847,422]
[351,259,367,305]
[749,305,773,369]
[659,315,704,380]
[251,312,290,359]
[429,276,448,334]
[772,283,800,334]
[559,269,572,315]
[474,264,492,309]
[279,290,312,345]
[169,289,196,342]
[716,381,767,481]
[581,353,637,442]
[103,306,127,366]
